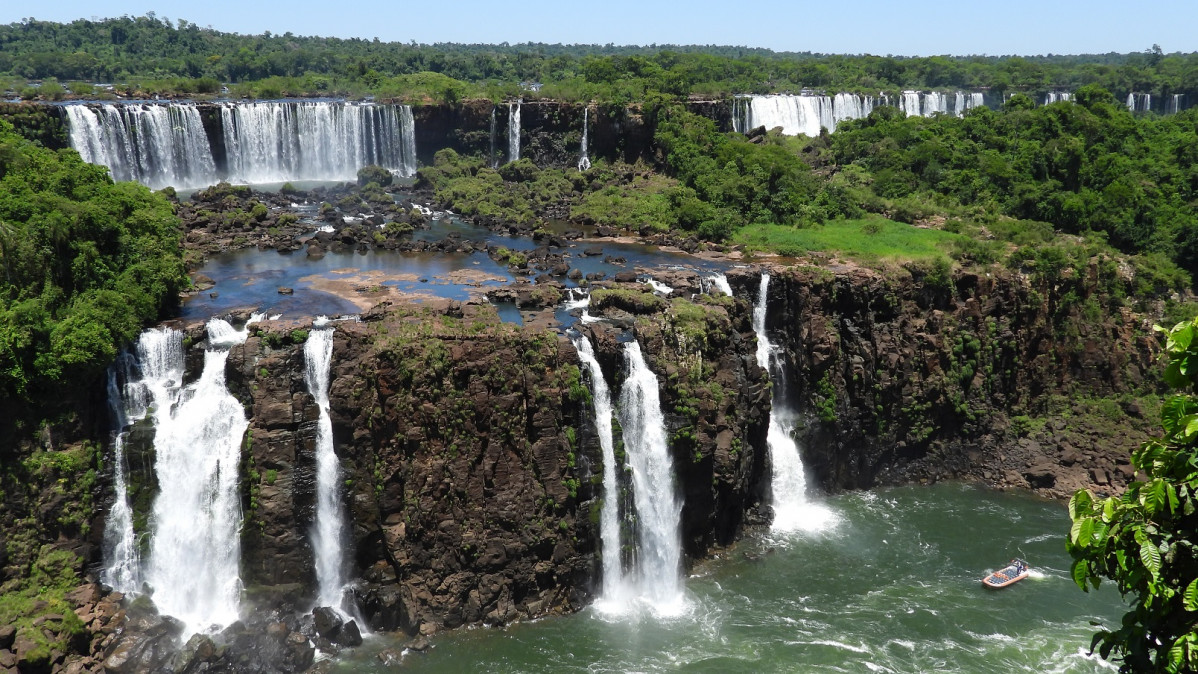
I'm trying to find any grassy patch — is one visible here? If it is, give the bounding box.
[733,216,963,263]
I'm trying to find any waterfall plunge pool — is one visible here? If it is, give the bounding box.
[330,483,1123,673]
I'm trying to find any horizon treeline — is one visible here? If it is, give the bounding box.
[2,15,1197,102]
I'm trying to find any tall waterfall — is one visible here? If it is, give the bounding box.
[304,323,350,610]
[1170,94,1185,114]
[752,274,835,534]
[571,335,622,601]
[508,101,522,162]
[103,329,189,595]
[618,341,683,613]
[221,101,417,183]
[65,101,418,189]
[578,107,591,172]
[65,103,218,190]
[143,316,258,632]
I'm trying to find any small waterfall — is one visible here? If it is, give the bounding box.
[1170,94,1185,114]
[144,315,259,633]
[571,335,623,601]
[752,274,835,534]
[706,274,733,297]
[1045,91,1073,105]
[645,278,673,295]
[304,323,350,611]
[508,101,522,162]
[618,341,683,613]
[489,107,498,169]
[578,107,591,172]
[65,103,217,190]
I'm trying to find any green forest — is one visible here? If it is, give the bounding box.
[2,15,1197,102]
[0,120,186,438]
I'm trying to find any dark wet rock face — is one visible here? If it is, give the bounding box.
[735,264,1161,500]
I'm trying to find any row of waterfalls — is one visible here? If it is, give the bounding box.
[63,91,1186,192]
[733,89,1187,137]
[65,101,420,190]
[99,273,827,633]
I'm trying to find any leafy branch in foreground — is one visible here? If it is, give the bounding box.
[1068,317,1198,673]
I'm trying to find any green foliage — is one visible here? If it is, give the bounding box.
[831,98,1198,279]
[1068,317,1198,672]
[0,120,186,433]
[3,16,1197,104]
[732,217,962,262]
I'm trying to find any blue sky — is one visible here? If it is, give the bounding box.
[3,1,1195,56]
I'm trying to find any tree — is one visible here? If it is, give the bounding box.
[1068,317,1198,673]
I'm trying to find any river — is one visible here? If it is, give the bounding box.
[332,483,1122,673]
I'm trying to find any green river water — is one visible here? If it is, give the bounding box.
[333,483,1125,673]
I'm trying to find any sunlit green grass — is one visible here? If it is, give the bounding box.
[732,216,963,263]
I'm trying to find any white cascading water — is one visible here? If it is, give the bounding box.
[571,335,623,601]
[752,274,835,534]
[144,315,260,633]
[304,323,350,610]
[706,274,733,297]
[578,107,591,172]
[65,103,218,190]
[645,278,673,295]
[221,101,417,183]
[508,101,522,162]
[102,328,187,595]
[1171,94,1184,114]
[1127,93,1152,113]
[617,341,684,614]
[1045,92,1073,105]
[66,101,418,189]
[899,91,922,117]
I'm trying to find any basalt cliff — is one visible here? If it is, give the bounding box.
[0,254,1165,671]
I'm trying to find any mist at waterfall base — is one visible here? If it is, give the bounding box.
[332,483,1123,673]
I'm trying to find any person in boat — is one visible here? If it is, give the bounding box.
[1011,559,1026,574]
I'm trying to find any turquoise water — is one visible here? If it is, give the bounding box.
[334,484,1124,673]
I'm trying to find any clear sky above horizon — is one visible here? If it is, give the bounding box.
[3,1,1195,57]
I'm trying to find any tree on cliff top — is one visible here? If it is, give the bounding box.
[0,119,186,437]
[1069,317,1198,672]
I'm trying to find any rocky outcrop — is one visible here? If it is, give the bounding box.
[732,262,1162,500]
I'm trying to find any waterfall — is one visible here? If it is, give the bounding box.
[103,328,189,595]
[65,103,217,190]
[489,107,498,169]
[571,335,623,601]
[304,323,350,610]
[899,91,922,117]
[752,274,835,534]
[65,101,418,189]
[706,274,733,297]
[1045,91,1073,105]
[618,341,683,613]
[578,107,591,172]
[1171,94,1184,114]
[1127,93,1152,113]
[221,101,418,183]
[508,101,522,162]
[143,315,259,633]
